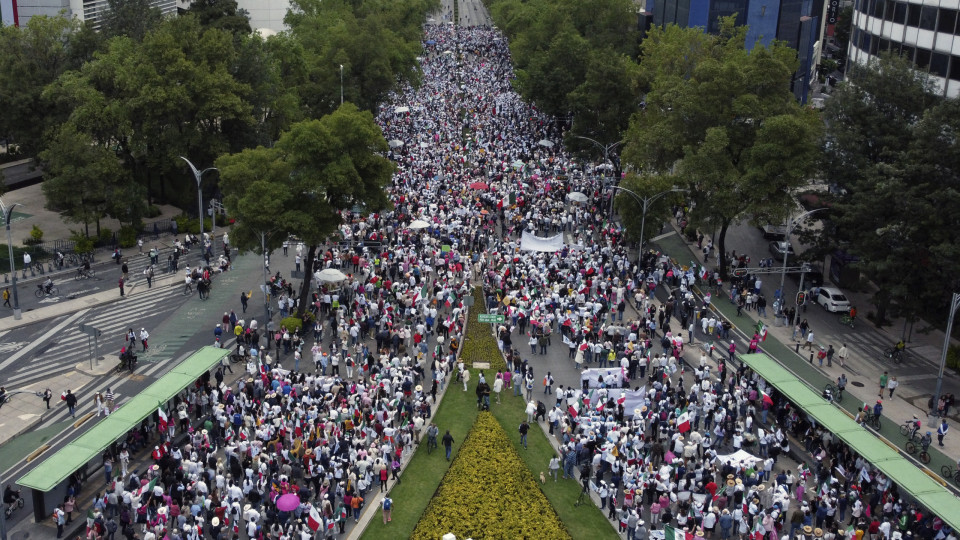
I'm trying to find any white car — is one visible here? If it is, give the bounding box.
[817,286,851,312]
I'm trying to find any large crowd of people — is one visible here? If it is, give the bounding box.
[55,15,957,540]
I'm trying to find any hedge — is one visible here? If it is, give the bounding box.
[411,412,571,540]
[459,286,507,372]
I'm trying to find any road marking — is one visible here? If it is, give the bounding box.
[0,310,89,371]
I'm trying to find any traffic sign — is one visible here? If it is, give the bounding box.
[795,292,806,305]
[733,267,747,277]
[478,313,505,323]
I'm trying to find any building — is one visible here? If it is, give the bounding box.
[2,0,177,28]
[847,0,960,97]
[642,0,831,102]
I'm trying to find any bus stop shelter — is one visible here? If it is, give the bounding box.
[16,346,228,522]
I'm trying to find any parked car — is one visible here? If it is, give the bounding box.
[817,286,851,312]
[768,241,795,261]
[759,223,787,239]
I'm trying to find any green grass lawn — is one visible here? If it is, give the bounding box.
[360,379,478,540]
[361,370,618,540]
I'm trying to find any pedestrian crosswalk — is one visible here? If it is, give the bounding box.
[2,284,188,387]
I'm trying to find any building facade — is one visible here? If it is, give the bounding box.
[2,0,176,28]
[848,0,960,96]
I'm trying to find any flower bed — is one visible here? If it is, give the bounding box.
[411,412,571,540]
[458,286,507,372]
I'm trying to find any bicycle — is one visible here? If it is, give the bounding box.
[823,383,843,404]
[883,346,905,364]
[866,412,882,430]
[839,313,855,328]
[941,465,960,486]
[34,284,59,298]
[74,267,96,280]
[905,440,932,464]
[899,421,922,440]
[4,488,24,519]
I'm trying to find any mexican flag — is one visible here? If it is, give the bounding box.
[755,321,768,342]
[157,407,168,433]
[761,390,774,407]
[307,506,323,532]
[677,409,691,433]
[137,476,158,497]
[665,525,693,540]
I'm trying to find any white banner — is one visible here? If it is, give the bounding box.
[580,368,624,389]
[520,231,564,252]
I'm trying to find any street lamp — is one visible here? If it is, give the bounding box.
[179,157,218,239]
[608,185,687,252]
[572,135,624,213]
[777,208,826,325]
[340,64,344,106]
[931,292,960,423]
[0,197,21,320]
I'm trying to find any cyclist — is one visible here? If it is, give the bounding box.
[849,306,857,321]
[921,431,933,453]
[873,400,884,423]
[82,258,91,275]
[3,485,19,510]
[837,374,847,399]
[908,415,921,439]
[42,277,53,294]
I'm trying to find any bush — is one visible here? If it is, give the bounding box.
[118,225,139,248]
[173,214,212,235]
[97,227,113,246]
[70,231,95,254]
[459,286,507,372]
[280,316,304,335]
[24,225,44,245]
[145,205,162,218]
[411,412,570,540]
[947,344,960,372]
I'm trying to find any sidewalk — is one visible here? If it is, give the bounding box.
[652,224,960,476]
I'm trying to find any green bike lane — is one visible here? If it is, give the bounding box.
[653,230,959,489]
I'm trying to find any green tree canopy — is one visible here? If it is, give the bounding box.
[188,0,252,37]
[823,53,960,324]
[0,15,98,157]
[217,103,395,314]
[98,0,165,41]
[623,19,823,276]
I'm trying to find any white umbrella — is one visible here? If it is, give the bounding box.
[388,139,404,148]
[567,192,588,203]
[317,268,347,283]
[538,139,554,148]
[408,219,430,230]
[394,106,410,114]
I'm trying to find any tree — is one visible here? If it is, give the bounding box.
[188,0,252,37]
[217,103,395,316]
[39,124,143,235]
[99,0,165,42]
[822,53,959,325]
[614,173,683,244]
[44,17,254,207]
[0,16,97,157]
[622,19,823,278]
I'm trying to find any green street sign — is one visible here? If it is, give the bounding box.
[478,313,505,323]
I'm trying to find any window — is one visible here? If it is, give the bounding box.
[862,32,873,52]
[916,47,931,70]
[893,1,906,24]
[939,9,956,33]
[873,0,885,17]
[883,0,895,20]
[920,5,937,30]
[878,37,889,52]
[948,56,960,80]
[908,3,921,26]
[870,32,880,54]
[901,44,915,61]
[931,52,949,77]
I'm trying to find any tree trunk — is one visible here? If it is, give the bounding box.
[716,220,731,280]
[873,290,892,328]
[296,244,318,319]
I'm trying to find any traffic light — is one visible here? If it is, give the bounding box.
[796,292,806,305]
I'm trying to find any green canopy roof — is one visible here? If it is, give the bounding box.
[18,347,228,492]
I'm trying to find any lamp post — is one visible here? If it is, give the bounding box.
[179,157,218,239]
[931,292,960,424]
[260,231,272,352]
[777,208,826,321]
[608,185,687,252]
[340,64,344,106]
[572,135,624,214]
[0,197,21,320]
